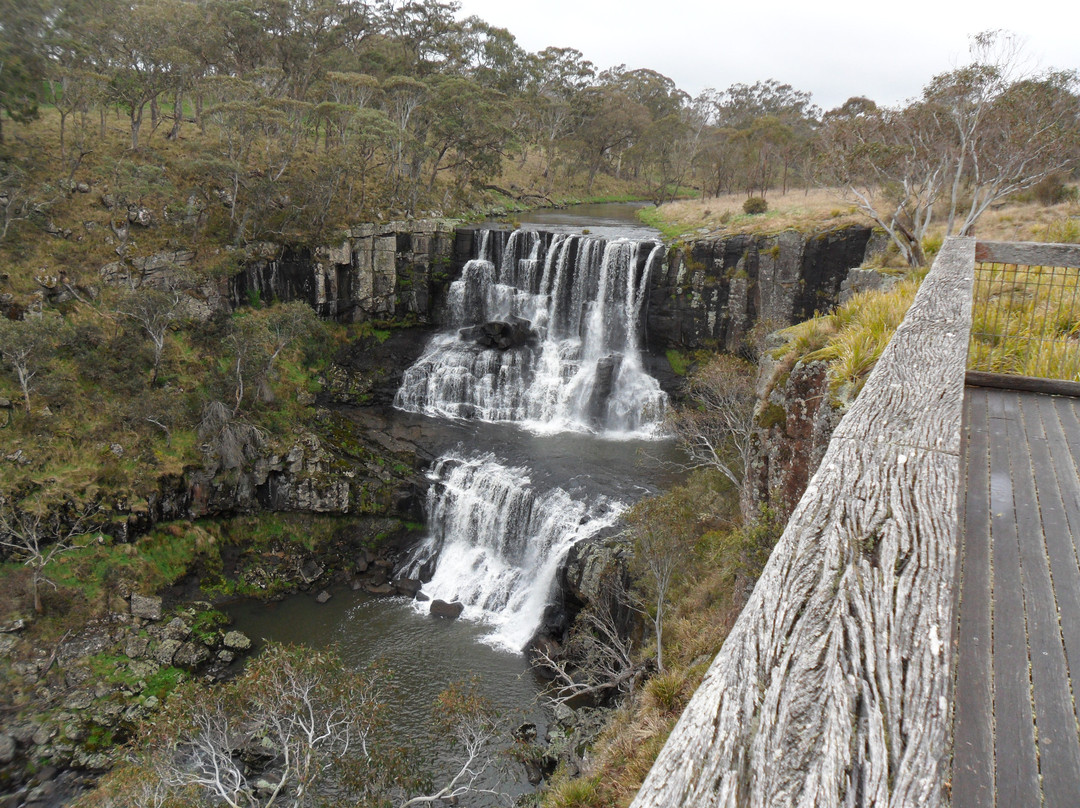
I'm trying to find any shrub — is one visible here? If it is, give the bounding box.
[742,197,768,215]
[1033,174,1072,206]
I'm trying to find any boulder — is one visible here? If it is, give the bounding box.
[0,733,15,764]
[364,583,395,596]
[299,559,324,584]
[315,590,332,604]
[587,354,622,424]
[222,631,251,651]
[415,591,430,602]
[459,316,537,350]
[126,206,154,227]
[123,636,149,659]
[429,600,464,619]
[392,578,422,598]
[154,639,182,666]
[162,618,190,641]
[130,594,162,621]
[173,642,211,668]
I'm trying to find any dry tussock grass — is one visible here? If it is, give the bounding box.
[655,189,1080,249]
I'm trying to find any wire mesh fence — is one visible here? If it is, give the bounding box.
[969,260,1080,381]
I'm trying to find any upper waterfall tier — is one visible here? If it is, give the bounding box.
[394,229,667,435]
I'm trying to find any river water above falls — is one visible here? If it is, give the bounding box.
[229,206,681,798]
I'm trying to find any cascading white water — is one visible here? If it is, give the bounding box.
[404,452,625,651]
[397,228,669,651]
[394,230,667,435]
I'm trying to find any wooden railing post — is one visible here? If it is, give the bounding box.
[630,237,976,808]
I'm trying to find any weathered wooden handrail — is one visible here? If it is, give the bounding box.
[974,239,1080,268]
[631,237,976,808]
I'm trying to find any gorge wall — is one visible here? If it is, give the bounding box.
[646,225,876,353]
[228,220,459,323]
[225,222,877,354]
[743,356,841,525]
[89,221,878,541]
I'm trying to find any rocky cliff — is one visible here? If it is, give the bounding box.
[97,408,426,545]
[646,226,876,353]
[228,220,459,323]
[742,353,843,525]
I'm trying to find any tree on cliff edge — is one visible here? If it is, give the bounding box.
[0,497,101,614]
[819,30,1080,266]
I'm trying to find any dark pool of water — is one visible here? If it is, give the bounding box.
[391,409,685,499]
[488,201,660,241]
[227,588,547,802]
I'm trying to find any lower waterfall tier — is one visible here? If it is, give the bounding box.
[404,451,625,651]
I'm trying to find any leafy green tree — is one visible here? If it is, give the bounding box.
[0,314,67,413]
[570,82,649,193]
[626,493,697,674]
[421,75,512,195]
[378,0,465,77]
[523,46,595,181]
[0,496,100,614]
[0,0,52,141]
[100,0,182,149]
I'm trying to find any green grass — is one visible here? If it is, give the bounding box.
[771,276,922,402]
[969,262,1080,380]
[637,205,688,240]
[665,349,690,376]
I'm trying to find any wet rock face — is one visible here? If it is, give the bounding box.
[645,226,875,353]
[530,533,638,654]
[229,220,457,324]
[743,358,844,525]
[459,317,538,351]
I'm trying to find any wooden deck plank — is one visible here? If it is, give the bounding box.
[1012,393,1080,805]
[1035,397,1080,736]
[954,387,996,808]
[1049,397,1080,543]
[988,391,1042,807]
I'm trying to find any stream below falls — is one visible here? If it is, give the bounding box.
[228,204,682,799]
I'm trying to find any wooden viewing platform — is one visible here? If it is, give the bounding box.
[632,237,1080,808]
[953,386,1080,806]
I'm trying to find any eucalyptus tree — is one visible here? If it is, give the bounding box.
[0,314,68,414]
[523,46,595,180]
[0,496,101,615]
[377,0,465,77]
[0,0,53,141]
[421,75,513,196]
[703,79,819,197]
[819,31,1080,266]
[99,0,188,149]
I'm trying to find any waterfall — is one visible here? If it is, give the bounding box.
[394,230,667,435]
[404,452,625,651]
[396,228,668,652]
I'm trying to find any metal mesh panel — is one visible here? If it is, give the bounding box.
[969,261,1080,380]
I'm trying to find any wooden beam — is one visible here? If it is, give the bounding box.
[630,237,976,808]
[965,370,1080,398]
[975,240,1080,268]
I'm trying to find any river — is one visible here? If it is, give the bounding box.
[228,203,679,800]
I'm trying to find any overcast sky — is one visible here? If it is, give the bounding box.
[454,0,1079,111]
